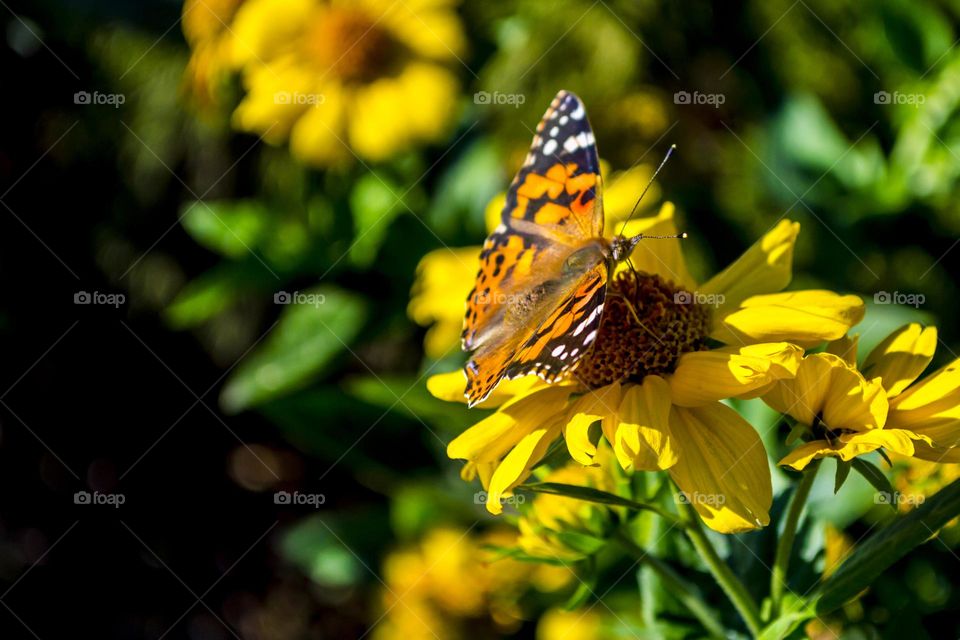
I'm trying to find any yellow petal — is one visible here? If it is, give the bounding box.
[446,386,571,463]
[763,353,887,432]
[564,383,621,465]
[763,353,840,427]
[485,421,563,515]
[614,377,677,471]
[888,358,960,430]
[288,84,350,166]
[778,429,928,471]
[711,290,866,348]
[668,403,772,533]
[228,0,315,65]
[381,0,467,60]
[701,219,799,314]
[862,324,938,397]
[426,371,547,408]
[910,441,960,463]
[621,203,697,291]
[603,163,660,224]
[825,334,859,367]
[822,371,888,435]
[669,342,803,407]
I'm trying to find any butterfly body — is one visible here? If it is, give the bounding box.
[461,90,640,407]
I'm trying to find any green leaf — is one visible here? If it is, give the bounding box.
[349,173,405,267]
[758,598,815,640]
[564,556,597,610]
[517,482,680,525]
[851,458,896,510]
[220,286,366,412]
[834,460,852,494]
[816,478,960,614]
[181,200,271,258]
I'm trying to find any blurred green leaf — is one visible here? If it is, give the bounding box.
[281,511,386,588]
[344,374,475,432]
[164,262,271,329]
[221,286,366,412]
[181,200,271,258]
[564,556,597,609]
[816,478,960,613]
[349,172,405,267]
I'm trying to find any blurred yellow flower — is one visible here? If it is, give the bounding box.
[409,161,661,359]
[208,0,466,166]
[768,324,960,470]
[181,0,245,110]
[536,607,606,640]
[372,526,570,640]
[891,454,960,519]
[429,211,865,533]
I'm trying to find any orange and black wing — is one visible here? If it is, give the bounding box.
[462,90,603,353]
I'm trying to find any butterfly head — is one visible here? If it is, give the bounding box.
[610,234,644,263]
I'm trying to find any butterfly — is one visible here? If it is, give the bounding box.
[461,89,656,407]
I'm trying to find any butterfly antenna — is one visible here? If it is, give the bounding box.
[617,144,677,237]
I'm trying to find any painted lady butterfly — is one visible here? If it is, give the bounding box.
[461,90,662,407]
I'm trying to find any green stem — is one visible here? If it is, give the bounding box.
[680,500,763,637]
[770,460,820,617]
[616,530,727,639]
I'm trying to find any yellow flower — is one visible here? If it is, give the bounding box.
[198,0,464,166]
[537,607,607,640]
[891,454,960,520]
[409,161,661,358]
[373,526,569,640]
[877,324,960,463]
[429,211,865,533]
[769,323,960,470]
[517,453,618,562]
[181,0,245,110]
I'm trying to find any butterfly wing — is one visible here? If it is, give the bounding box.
[462,90,603,353]
[464,258,608,406]
[504,261,607,382]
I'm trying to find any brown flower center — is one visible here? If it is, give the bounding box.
[304,9,400,82]
[575,270,711,389]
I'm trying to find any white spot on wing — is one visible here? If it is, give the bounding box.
[542,139,558,156]
[563,136,579,153]
[551,345,565,357]
[571,104,585,120]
